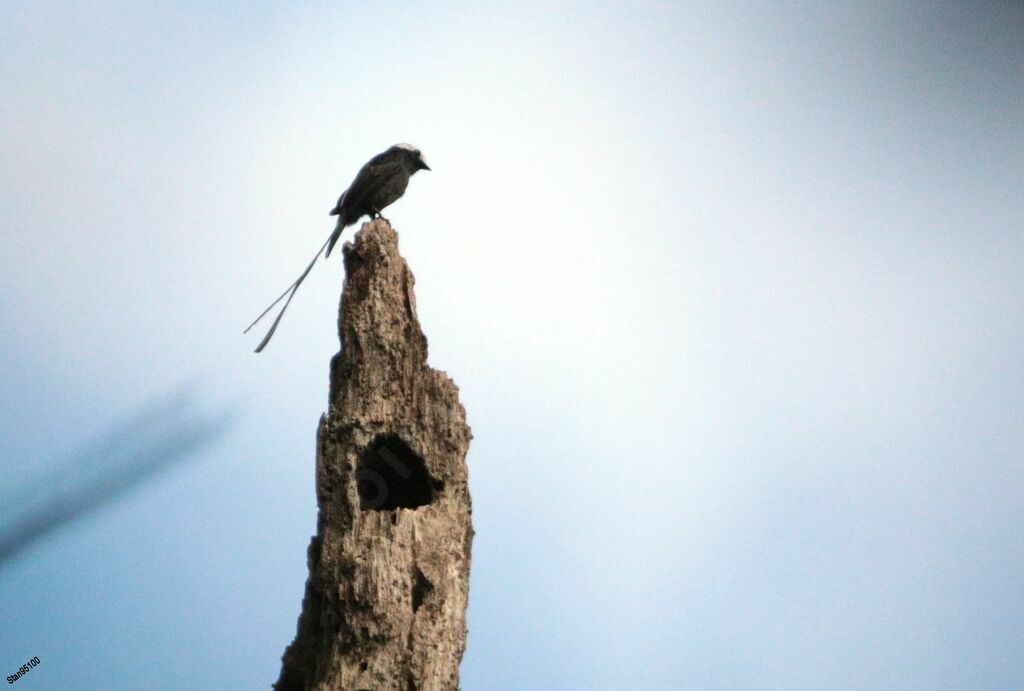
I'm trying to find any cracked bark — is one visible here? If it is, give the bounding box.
[274,220,473,691]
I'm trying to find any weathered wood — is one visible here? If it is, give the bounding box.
[275,220,473,691]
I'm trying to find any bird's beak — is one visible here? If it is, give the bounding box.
[419,159,431,171]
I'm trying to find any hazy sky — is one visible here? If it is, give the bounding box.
[2,2,1022,689]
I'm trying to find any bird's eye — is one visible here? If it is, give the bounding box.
[414,150,420,156]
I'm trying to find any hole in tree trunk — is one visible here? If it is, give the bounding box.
[412,566,433,613]
[356,435,434,510]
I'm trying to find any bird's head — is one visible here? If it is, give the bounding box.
[394,143,431,172]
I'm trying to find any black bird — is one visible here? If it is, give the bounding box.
[245,144,431,352]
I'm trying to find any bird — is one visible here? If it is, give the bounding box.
[244,144,431,353]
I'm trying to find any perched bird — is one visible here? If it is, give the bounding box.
[245,144,431,352]
[326,143,431,257]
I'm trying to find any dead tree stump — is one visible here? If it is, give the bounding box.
[275,219,473,691]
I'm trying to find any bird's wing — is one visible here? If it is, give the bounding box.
[326,150,404,256]
[337,155,405,218]
[329,188,347,216]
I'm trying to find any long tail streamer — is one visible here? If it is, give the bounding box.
[245,235,333,353]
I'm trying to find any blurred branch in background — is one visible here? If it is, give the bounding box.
[0,385,236,569]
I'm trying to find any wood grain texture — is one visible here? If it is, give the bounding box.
[275,220,473,691]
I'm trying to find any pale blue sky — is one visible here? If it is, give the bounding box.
[1,2,1022,689]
